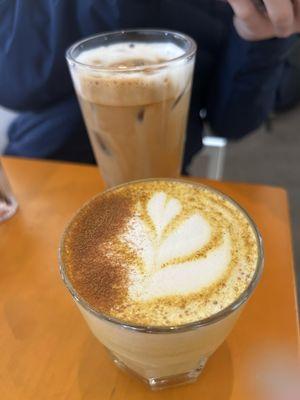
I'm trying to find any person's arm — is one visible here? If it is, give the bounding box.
[0,0,77,111]
[0,0,118,111]
[206,22,297,139]
[227,0,300,40]
[0,0,118,161]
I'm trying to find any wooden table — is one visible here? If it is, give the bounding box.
[0,157,299,400]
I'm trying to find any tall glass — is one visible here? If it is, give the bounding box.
[0,161,18,222]
[59,180,264,390]
[66,30,196,187]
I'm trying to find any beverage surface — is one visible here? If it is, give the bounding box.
[61,180,259,326]
[77,42,184,68]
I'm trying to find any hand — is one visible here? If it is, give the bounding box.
[227,0,300,40]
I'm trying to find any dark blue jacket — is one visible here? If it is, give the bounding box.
[0,0,295,166]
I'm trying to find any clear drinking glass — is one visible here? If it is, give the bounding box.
[0,161,18,222]
[66,30,196,187]
[59,180,264,390]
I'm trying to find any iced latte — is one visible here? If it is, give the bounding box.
[66,30,196,187]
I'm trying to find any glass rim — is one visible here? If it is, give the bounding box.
[65,29,197,73]
[59,178,264,335]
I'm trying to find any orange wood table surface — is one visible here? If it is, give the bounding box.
[0,156,299,400]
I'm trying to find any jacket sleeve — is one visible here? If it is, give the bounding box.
[207,24,296,139]
[0,0,118,111]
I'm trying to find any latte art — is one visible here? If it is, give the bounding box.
[123,192,230,301]
[62,180,259,326]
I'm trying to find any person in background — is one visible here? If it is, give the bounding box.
[0,0,298,172]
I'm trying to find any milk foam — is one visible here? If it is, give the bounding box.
[122,191,232,302]
[72,42,193,106]
[63,180,259,326]
[77,42,184,68]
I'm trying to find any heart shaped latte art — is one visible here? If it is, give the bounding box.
[122,192,231,301]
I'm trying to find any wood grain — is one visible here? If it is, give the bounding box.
[0,156,299,400]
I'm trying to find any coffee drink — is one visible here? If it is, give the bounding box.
[62,179,259,327]
[60,179,262,388]
[67,33,195,187]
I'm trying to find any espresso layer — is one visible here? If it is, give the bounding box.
[61,180,259,326]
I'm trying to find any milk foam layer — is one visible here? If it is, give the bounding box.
[62,180,259,326]
[77,42,184,68]
[72,42,192,106]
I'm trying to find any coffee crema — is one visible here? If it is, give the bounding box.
[61,180,259,326]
